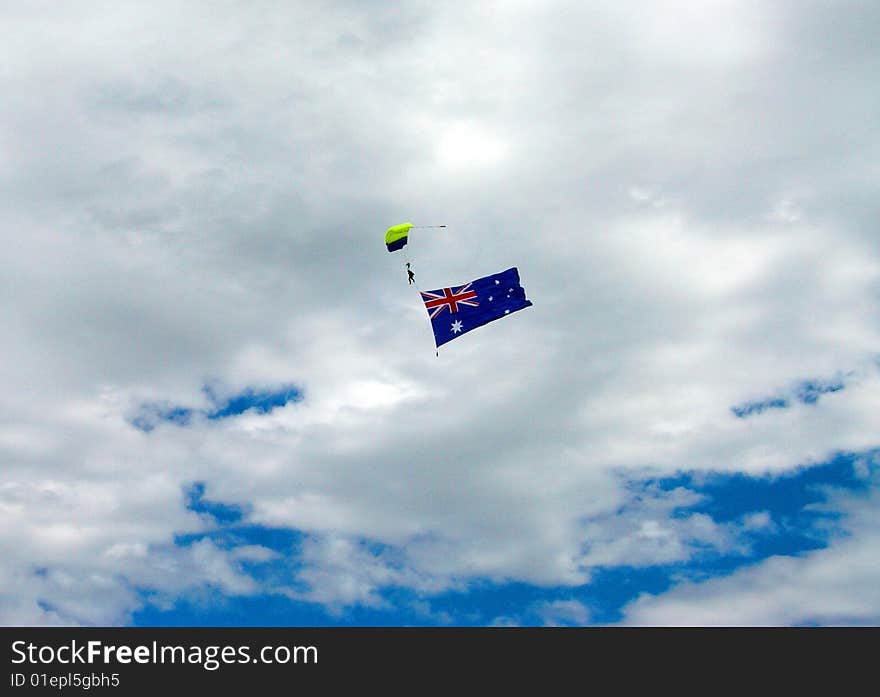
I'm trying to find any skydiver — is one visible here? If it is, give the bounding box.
[406,263,415,285]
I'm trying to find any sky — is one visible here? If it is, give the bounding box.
[1,0,879,627]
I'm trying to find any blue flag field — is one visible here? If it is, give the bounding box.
[420,267,532,348]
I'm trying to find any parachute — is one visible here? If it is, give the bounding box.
[385,222,414,252]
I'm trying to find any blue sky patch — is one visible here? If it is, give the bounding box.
[131,383,302,431]
[202,385,303,419]
[132,450,876,627]
[131,405,194,432]
[654,452,869,522]
[185,482,247,525]
[731,397,788,418]
[731,376,846,418]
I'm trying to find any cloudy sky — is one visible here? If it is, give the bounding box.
[2,0,879,627]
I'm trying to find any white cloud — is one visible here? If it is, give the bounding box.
[578,485,745,569]
[620,477,880,626]
[535,599,591,627]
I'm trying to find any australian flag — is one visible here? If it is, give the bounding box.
[421,267,533,348]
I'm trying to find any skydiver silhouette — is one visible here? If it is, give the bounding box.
[406,263,415,285]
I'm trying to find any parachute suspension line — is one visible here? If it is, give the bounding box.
[403,224,444,294]
[400,246,436,355]
[402,247,416,288]
[401,247,425,300]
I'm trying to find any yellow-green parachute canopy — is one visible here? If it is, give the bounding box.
[385,222,413,252]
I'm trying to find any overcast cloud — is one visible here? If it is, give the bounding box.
[1,0,878,626]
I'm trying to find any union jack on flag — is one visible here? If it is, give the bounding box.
[419,267,532,348]
[421,283,479,319]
